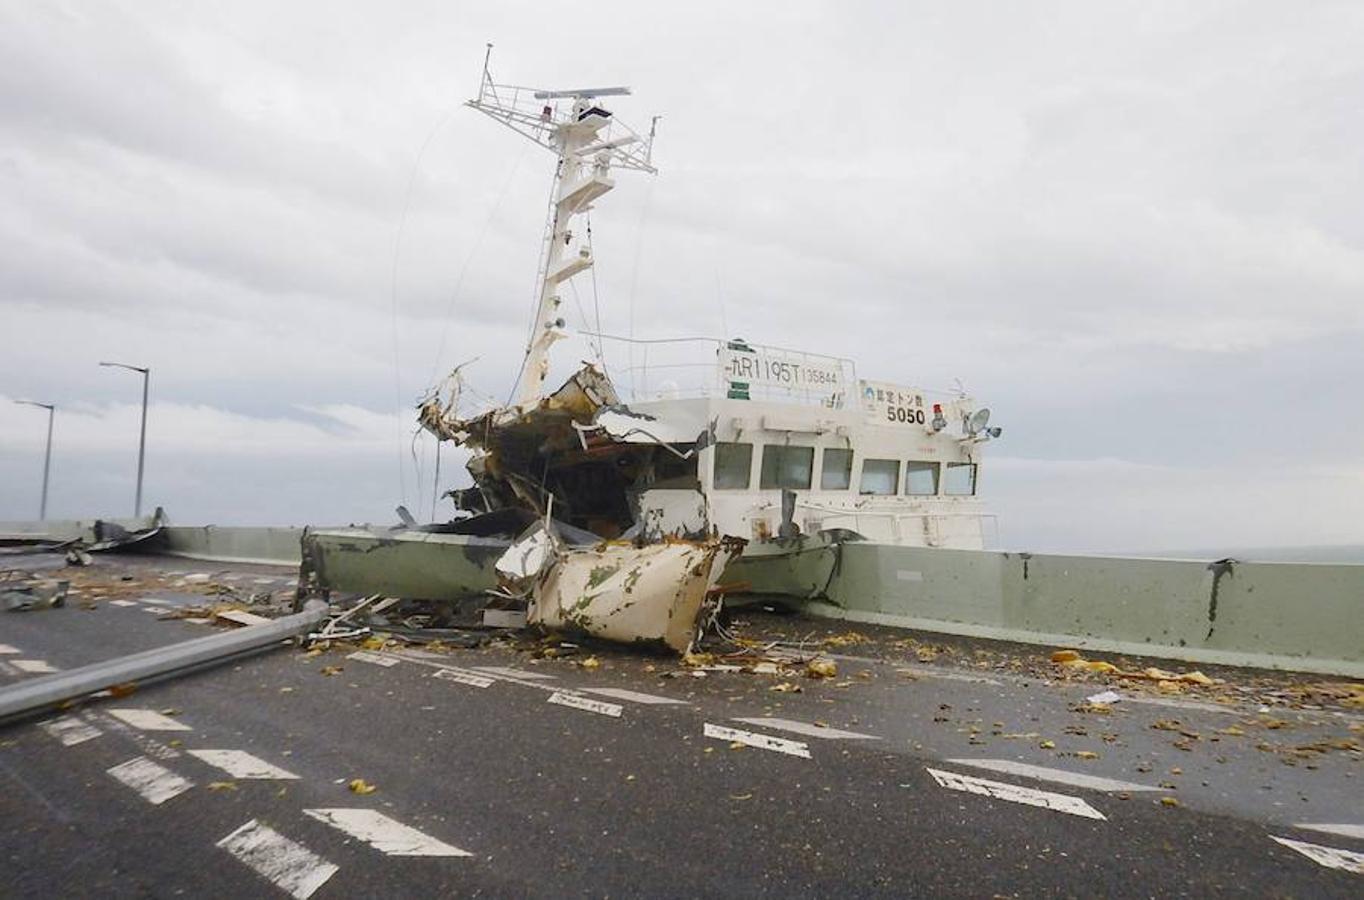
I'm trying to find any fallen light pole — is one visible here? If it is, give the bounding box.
[0,600,328,725]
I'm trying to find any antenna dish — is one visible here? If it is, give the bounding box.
[966,408,991,436]
[534,86,632,100]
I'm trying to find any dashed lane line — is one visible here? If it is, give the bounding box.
[304,809,473,857]
[704,723,811,759]
[40,716,103,746]
[925,767,1107,820]
[188,749,300,780]
[944,758,1160,793]
[468,665,557,681]
[548,691,623,718]
[1297,823,1364,841]
[0,643,21,653]
[1271,836,1364,874]
[106,708,193,731]
[432,668,495,688]
[108,599,138,607]
[732,717,879,740]
[12,659,59,673]
[218,819,339,900]
[106,756,194,805]
[140,597,171,605]
[346,650,399,668]
[583,687,688,705]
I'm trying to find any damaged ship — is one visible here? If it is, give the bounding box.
[302,52,1002,654]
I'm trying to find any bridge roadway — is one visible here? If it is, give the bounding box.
[2,555,1361,897]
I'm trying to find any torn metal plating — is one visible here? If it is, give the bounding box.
[411,362,738,653]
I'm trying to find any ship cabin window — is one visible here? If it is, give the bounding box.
[944,462,978,496]
[905,461,940,496]
[712,442,753,490]
[820,448,853,490]
[760,444,814,490]
[859,458,900,495]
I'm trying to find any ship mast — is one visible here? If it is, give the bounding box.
[466,46,658,407]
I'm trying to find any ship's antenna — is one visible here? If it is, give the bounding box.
[466,51,658,407]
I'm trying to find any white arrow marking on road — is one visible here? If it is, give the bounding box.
[218,819,339,899]
[107,756,193,805]
[704,723,811,758]
[12,659,59,673]
[945,758,1159,792]
[1271,836,1364,874]
[925,767,1106,820]
[107,709,192,731]
[548,691,623,718]
[583,687,688,705]
[1297,823,1364,841]
[189,749,299,780]
[40,716,103,746]
[733,717,879,740]
[304,809,473,857]
[346,650,399,667]
[433,668,495,688]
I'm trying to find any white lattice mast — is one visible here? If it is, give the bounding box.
[466,45,658,407]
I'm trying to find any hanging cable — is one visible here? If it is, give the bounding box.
[391,107,459,507]
[425,144,529,389]
[585,212,607,378]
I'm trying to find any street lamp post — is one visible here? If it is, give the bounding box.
[99,362,150,518]
[14,400,55,520]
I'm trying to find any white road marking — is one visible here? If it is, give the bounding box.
[0,643,19,654]
[218,819,339,899]
[108,599,138,607]
[347,650,399,667]
[704,723,811,758]
[107,756,193,805]
[433,668,495,688]
[925,767,1106,820]
[141,606,166,614]
[141,597,171,605]
[1271,836,1364,874]
[189,749,300,780]
[733,717,879,740]
[470,665,556,680]
[184,617,212,625]
[304,808,472,857]
[548,691,623,718]
[12,659,58,673]
[107,708,193,731]
[1297,823,1364,841]
[944,758,1159,793]
[583,687,688,705]
[40,716,103,746]
[216,609,272,626]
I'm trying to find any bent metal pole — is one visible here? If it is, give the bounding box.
[0,600,329,724]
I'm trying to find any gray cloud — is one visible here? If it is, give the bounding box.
[1,0,1361,551]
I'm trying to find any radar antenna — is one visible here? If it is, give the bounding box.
[467,45,659,406]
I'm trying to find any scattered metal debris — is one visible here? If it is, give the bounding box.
[1,570,69,612]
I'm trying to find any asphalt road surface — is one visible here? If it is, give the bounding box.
[2,555,1361,898]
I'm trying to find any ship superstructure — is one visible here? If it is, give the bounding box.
[422,51,1001,554]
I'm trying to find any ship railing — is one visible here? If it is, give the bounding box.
[594,334,856,409]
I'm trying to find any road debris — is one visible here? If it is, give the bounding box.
[1,570,68,612]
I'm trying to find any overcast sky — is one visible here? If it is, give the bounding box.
[1,1,1361,553]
